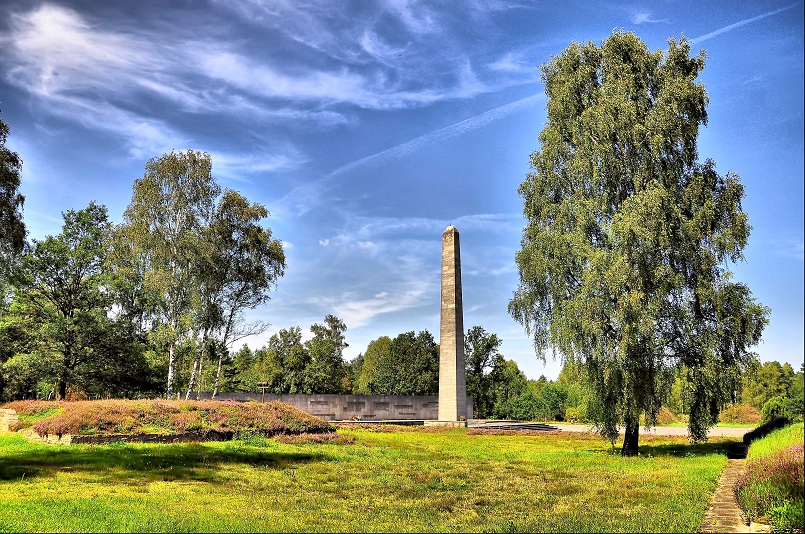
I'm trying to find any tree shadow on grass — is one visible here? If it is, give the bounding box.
[635,439,739,457]
[0,438,326,483]
[585,437,740,457]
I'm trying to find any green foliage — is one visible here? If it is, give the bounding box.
[0,112,26,279]
[2,203,121,400]
[509,31,768,455]
[742,361,796,410]
[355,331,439,396]
[303,314,349,394]
[761,396,788,424]
[465,326,503,417]
[353,335,391,394]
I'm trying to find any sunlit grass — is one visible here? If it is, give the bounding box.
[0,428,733,532]
[746,422,804,460]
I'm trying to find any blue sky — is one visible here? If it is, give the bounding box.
[1,1,802,380]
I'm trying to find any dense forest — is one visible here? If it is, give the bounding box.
[1,115,801,424]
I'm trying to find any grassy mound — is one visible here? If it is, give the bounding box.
[2,399,334,438]
[734,422,804,531]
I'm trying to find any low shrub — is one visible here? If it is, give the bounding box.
[720,403,762,425]
[656,406,678,425]
[761,397,787,424]
[26,399,334,438]
[2,400,64,422]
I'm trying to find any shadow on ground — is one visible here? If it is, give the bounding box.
[636,439,739,457]
[0,436,325,482]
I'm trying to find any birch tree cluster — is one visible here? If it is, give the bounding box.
[0,150,286,401]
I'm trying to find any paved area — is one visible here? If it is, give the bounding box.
[550,423,749,437]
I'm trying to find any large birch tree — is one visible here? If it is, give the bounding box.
[509,32,769,455]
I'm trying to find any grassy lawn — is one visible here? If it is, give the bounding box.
[0,427,734,533]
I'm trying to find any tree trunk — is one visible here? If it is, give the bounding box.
[196,354,204,400]
[621,417,640,456]
[186,335,206,400]
[185,357,199,400]
[58,379,67,401]
[212,346,224,399]
[166,338,176,399]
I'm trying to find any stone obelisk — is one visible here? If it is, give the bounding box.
[438,225,467,421]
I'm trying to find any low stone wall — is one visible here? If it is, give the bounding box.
[0,408,19,432]
[200,393,473,422]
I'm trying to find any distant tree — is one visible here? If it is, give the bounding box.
[465,326,503,418]
[0,112,26,278]
[262,326,310,394]
[785,364,804,422]
[359,331,439,395]
[558,360,590,421]
[304,315,348,394]
[391,330,439,396]
[509,32,768,455]
[357,336,393,394]
[489,359,529,419]
[742,361,794,410]
[760,396,787,423]
[344,352,363,394]
[10,202,112,399]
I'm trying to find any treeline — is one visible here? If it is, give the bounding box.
[1,118,801,425]
[493,359,805,425]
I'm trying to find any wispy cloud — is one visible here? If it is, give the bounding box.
[328,94,543,178]
[273,94,542,218]
[693,4,799,43]
[770,239,805,261]
[0,3,313,169]
[631,12,667,25]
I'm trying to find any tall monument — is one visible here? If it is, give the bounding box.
[439,225,467,421]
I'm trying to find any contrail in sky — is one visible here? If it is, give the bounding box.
[693,3,799,43]
[327,93,543,178]
[276,93,543,218]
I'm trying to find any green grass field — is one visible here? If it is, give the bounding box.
[0,427,734,533]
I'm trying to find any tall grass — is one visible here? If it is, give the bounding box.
[735,422,804,532]
[0,427,734,532]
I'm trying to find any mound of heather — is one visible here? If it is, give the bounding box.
[12,399,334,438]
[2,400,64,423]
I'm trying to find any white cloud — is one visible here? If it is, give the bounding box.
[0,4,313,166]
[631,12,666,25]
[210,149,307,181]
[281,241,293,249]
